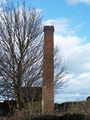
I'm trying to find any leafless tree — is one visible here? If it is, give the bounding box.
[0,1,67,110]
[54,47,67,91]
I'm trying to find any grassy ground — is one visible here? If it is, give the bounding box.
[0,100,90,120]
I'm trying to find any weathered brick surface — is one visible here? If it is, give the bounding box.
[42,26,54,114]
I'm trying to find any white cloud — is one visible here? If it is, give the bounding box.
[59,37,90,103]
[44,18,82,35]
[54,35,86,59]
[57,41,90,103]
[44,18,72,34]
[66,0,90,5]
[55,93,89,103]
[67,43,90,74]
[55,71,90,103]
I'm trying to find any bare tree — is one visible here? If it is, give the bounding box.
[0,1,67,110]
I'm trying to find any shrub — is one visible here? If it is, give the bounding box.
[24,113,85,120]
[60,113,85,120]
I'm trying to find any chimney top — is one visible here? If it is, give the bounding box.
[44,26,54,32]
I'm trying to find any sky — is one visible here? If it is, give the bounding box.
[27,0,90,103]
[0,0,90,103]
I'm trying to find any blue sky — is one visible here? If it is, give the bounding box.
[27,0,90,38]
[1,0,90,103]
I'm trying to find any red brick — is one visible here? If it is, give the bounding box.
[42,26,54,114]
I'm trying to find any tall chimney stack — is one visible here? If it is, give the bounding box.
[42,26,54,114]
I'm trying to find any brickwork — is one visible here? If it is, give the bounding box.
[42,26,54,114]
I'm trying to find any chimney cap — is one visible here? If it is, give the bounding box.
[44,26,54,32]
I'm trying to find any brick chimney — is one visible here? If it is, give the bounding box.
[42,26,54,114]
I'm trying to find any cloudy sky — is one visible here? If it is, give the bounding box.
[26,0,90,103]
[1,0,90,103]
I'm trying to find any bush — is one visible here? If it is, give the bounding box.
[24,113,85,120]
[60,113,85,120]
[30,115,58,120]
